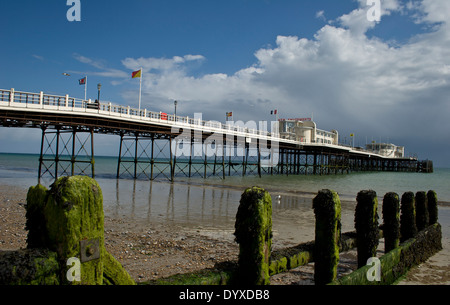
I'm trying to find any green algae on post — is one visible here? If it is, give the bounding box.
[234,187,272,285]
[427,190,438,225]
[43,176,105,284]
[415,191,429,232]
[400,191,417,242]
[313,189,341,285]
[355,190,379,268]
[382,192,400,253]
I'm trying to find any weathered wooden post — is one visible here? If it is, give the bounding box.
[29,176,105,284]
[24,176,135,285]
[355,190,379,268]
[382,192,400,253]
[313,189,341,285]
[234,187,272,285]
[415,191,429,231]
[427,190,438,225]
[400,192,417,242]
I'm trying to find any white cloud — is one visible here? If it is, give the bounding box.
[316,10,326,21]
[72,53,129,79]
[121,55,205,73]
[118,0,450,164]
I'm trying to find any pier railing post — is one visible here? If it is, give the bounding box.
[9,88,14,104]
[355,190,379,268]
[400,192,418,242]
[382,192,400,252]
[234,187,272,285]
[313,189,341,285]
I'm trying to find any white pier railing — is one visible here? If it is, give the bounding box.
[0,88,289,143]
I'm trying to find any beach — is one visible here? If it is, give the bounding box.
[1,180,449,285]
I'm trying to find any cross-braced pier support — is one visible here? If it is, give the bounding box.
[38,125,95,183]
[115,131,419,181]
[116,131,277,181]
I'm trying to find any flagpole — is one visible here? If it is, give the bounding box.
[84,75,87,101]
[138,68,142,112]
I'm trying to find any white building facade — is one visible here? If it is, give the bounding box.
[278,118,339,145]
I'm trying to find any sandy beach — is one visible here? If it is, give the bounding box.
[0,182,449,285]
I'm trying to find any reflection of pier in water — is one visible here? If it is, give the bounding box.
[106,180,241,228]
[103,178,333,242]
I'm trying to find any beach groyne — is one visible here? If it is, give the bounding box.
[0,176,135,285]
[0,176,442,285]
[148,188,442,285]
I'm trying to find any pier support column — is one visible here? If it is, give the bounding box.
[38,125,95,182]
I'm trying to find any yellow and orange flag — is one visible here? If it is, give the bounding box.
[132,69,142,79]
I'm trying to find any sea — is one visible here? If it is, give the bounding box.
[1,152,449,245]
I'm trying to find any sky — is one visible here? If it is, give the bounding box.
[0,0,449,167]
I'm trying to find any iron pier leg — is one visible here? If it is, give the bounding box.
[90,127,95,178]
[133,133,139,179]
[150,134,155,180]
[117,132,124,179]
[38,125,47,184]
[169,137,174,182]
[188,137,193,178]
[257,141,262,178]
[222,141,226,179]
[71,127,76,176]
[55,126,61,180]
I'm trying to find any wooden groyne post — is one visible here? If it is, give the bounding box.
[312,189,341,285]
[427,190,438,225]
[382,192,400,252]
[1,176,135,285]
[355,190,379,268]
[400,191,417,242]
[415,191,429,231]
[234,187,273,285]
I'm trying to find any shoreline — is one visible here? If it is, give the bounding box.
[1,182,449,285]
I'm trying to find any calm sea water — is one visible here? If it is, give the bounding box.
[1,153,449,244]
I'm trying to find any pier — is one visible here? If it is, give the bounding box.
[0,88,430,182]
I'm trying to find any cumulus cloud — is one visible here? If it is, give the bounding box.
[117,0,450,164]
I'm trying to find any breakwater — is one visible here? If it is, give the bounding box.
[0,176,442,285]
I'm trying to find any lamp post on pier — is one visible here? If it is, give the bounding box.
[97,83,102,103]
[174,100,178,121]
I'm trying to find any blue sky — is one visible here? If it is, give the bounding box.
[1,0,450,166]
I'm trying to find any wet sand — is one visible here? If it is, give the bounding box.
[0,182,449,285]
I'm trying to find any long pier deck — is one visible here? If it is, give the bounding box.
[0,88,427,181]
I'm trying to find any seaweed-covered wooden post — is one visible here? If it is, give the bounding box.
[382,192,400,252]
[25,176,135,285]
[415,191,429,231]
[400,192,417,242]
[38,176,105,284]
[427,190,438,225]
[234,187,272,285]
[313,189,341,285]
[355,190,379,268]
